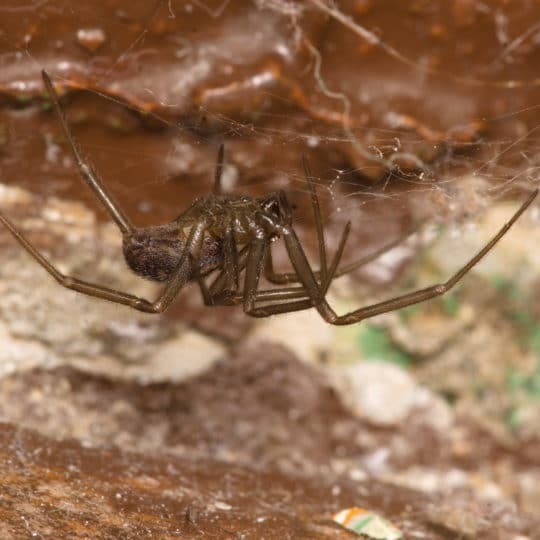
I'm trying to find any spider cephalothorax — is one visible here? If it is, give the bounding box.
[0,70,536,323]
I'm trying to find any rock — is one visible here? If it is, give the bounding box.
[248,308,333,364]
[336,362,417,426]
[0,185,226,382]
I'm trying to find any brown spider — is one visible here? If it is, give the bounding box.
[0,70,536,324]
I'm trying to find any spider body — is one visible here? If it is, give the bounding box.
[122,191,288,283]
[0,70,536,323]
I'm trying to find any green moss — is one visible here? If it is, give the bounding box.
[40,100,53,112]
[505,406,522,430]
[398,304,420,323]
[439,289,461,317]
[529,372,540,397]
[527,325,540,358]
[440,390,458,405]
[510,310,534,328]
[506,358,540,399]
[357,325,413,368]
[491,274,512,290]
[491,274,524,301]
[507,366,529,393]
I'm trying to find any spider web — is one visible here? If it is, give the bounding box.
[0,0,540,284]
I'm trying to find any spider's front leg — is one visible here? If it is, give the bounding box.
[286,189,538,326]
[41,70,134,235]
[240,233,319,317]
[201,221,350,317]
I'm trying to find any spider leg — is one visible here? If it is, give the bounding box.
[264,161,330,286]
[265,225,417,284]
[206,284,316,313]
[282,228,324,302]
[208,244,249,297]
[241,183,330,313]
[139,220,211,313]
[243,235,267,314]
[221,231,312,317]
[322,221,351,294]
[0,211,205,314]
[303,155,327,285]
[208,220,351,316]
[332,225,418,279]
[290,190,538,325]
[223,225,240,290]
[212,144,225,195]
[209,280,316,310]
[206,270,318,307]
[267,158,419,285]
[198,240,313,309]
[192,222,239,305]
[41,70,134,234]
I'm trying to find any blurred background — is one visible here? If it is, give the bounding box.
[0,1,540,538]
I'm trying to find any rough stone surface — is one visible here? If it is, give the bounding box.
[335,362,418,426]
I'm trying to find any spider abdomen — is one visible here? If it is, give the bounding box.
[122,226,223,283]
[123,230,187,282]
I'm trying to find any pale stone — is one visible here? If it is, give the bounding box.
[337,362,416,426]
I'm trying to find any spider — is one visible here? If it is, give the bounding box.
[0,70,536,325]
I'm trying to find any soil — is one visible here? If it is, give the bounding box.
[0,346,539,539]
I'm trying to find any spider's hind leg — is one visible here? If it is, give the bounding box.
[0,212,208,314]
[0,210,156,311]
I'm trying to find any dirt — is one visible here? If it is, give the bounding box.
[0,347,539,539]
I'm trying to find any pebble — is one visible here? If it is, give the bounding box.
[337,362,416,426]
